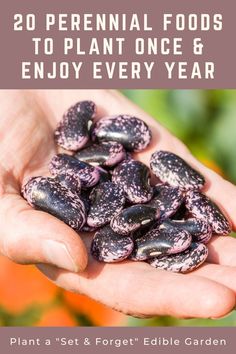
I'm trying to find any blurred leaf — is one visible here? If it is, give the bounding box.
[0,305,43,326]
[211,103,236,183]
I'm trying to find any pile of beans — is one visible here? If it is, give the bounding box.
[22,101,231,273]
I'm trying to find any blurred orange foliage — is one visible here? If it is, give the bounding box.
[0,255,126,326]
[63,292,126,326]
[0,255,57,313]
[36,305,77,327]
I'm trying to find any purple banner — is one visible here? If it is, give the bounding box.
[1,327,235,354]
[0,0,235,88]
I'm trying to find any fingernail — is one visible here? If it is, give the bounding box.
[42,240,78,272]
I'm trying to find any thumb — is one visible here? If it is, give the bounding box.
[0,192,88,272]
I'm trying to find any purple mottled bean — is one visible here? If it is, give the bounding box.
[110,204,159,236]
[147,183,184,219]
[49,153,100,188]
[130,226,192,261]
[91,226,134,262]
[75,141,126,167]
[55,173,81,193]
[148,242,208,273]
[92,115,152,152]
[54,100,96,151]
[87,182,126,228]
[161,218,212,244]
[185,191,231,235]
[112,160,153,203]
[22,176,86,231]
[150,150,205,190]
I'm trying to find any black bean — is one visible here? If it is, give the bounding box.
[92,115,152,152]
[150,150,205,190]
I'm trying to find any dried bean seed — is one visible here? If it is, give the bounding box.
[110,204,159,236]
[75,141,126,167]
[49,153,100,188]
[22,176,86,231]
[54,100,96,151]
[92,115,152,152]
[87,182,126,228]
[161,218,212,244]
[147,183,184,219]
[91,226,134,262]
[112,159,153,203]
[150,150,205,190]
[131,226,192,261]
[148,242,208,273]
[55,173,81,193]
[185,191,231,235]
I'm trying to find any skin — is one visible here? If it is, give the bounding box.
[1,89,236,319]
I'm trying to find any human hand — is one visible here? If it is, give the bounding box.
[1,89,236,319]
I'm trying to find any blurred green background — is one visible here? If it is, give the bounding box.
[0,90,236,327]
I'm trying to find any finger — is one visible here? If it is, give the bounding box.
[37,260,235,319]
[207,236,236,267]
[192,262,236,295]
[0,193,88,272]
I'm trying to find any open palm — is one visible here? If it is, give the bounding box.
[1,89,236,319]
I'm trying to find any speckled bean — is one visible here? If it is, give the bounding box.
[75,141,126,167]
[22,176,86,231]
[92,115,152,152]
[91,226,134,262]
[161,218,212,244]
[185,191,231,235]
[132,220,160,240]
[147,184,184,219]
[112,160,153,203]
[130,226,192,261]
[148,242,208,273]
[110,204,159,236]
[150,150,205,190]
[49,154,100,188]
[87,182,126,228]
[54,100,96,151]
[55,173,81,193]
